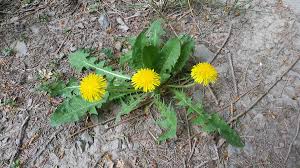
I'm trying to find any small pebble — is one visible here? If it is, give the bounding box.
[116,17,129,32]
[98,14,110,30]
[115,41,122,51]
[77,23,84,29]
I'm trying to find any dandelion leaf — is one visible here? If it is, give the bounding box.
[142,45,161,71]
[155,98,177,142]
[120,50,133,67]
[69,50,129,80]
[40,78,79,98]
[146,19,165,47]
[210,114,245,147]
[173,90,244,147]
[69,50,95,72]
[115,94,146,123]
[132,31,147,70]
[50,94,108,127]
[160,38,181,81]
[174,35,195,73]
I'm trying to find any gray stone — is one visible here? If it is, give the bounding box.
[101,139,120,152]
[14,41,28,57]
[90,17,97,22]
[26,98,32,108]
[115,41,122,51]
[70,46,77,52]
[116,17,129,32]
[30,25,40,34]
[47,11,56,17]
[253,113,266,130]
[80,132,93,144]
[279,142,285,148]
[194,44,215,62]
[98,14,110,30]
[285,86,296,98]
[243,142,255,156]
[227,144,242,157]
[77,23,84,29]
[121,144,127,149]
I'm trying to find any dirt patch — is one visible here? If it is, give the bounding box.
[1,0,300,168]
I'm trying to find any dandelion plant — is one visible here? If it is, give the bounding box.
[41,19,244,147]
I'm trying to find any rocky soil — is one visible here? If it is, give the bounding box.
[1,0,299,167]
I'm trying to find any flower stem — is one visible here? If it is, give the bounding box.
[66,86,80,89]
[84,62,131,80]
[167,83,196,88]
[107,88,137,93]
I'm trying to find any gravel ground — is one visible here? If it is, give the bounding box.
[0,0,299,167]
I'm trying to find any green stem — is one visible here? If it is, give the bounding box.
[107,88,137,93]
[167,83,196,88]
[84,61,131,80]
[66,86,80,89]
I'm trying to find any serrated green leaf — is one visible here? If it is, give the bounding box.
[142,45,161,71]
[128,36,137,46]
[40,78,79,98]
[40,80,66,97]
[173,35,195,73]
[211,114,244,147]
[101,48,114,58]
[155,98,177,142]
[62,78,80,98]
[69,50,95,72]
[50,94,108,127]
[146,19,165,47]
[159,38,181,81]
[132,31,147,70]
[68,50,130,80]
[173,90,244,147]
[108,92,130,101]
[107,80,136,101]
[173,90,193,107]
[115,94,146,123]
[120,50,132,67]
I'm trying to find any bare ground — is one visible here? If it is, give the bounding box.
[0,0,300,168]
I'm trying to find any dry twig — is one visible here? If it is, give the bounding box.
[229,56,299,123]
[9,116,30,166]
[55,33,71,54]
[105,113,146,130]
[208,85,219,105]
[187,138,198,163]
[148,130,158,142]
[68,117,116,138]
[217,83,260,112]
[185,110,192,152]
[284,110,300,163]
[187,0,201,32]
[227,53,238,96]
[210,23,233,63]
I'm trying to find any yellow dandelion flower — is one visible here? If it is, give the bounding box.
[191,62,218,86]
[80,73,107,102]
[131,68,161,92]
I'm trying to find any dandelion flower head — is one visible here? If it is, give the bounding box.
[80,73,107,102]
[191,62,218,86]
[131,68,161,92]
